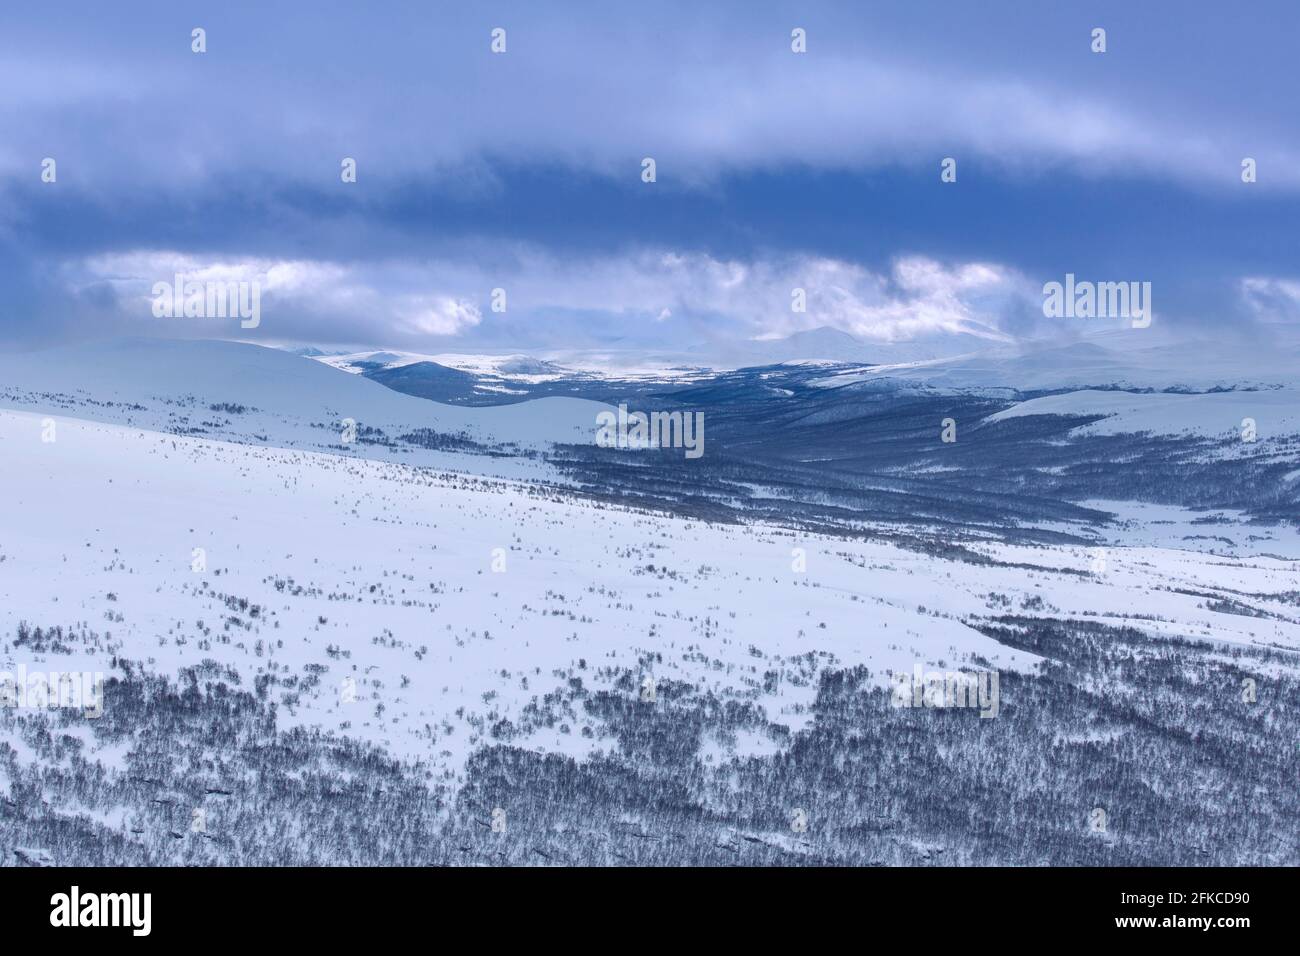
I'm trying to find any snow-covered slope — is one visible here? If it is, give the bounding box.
[3,336,1299,869]
[985,387,1300,439]
[3,406,1297,783]
[816,334,1300,392]
[317,349,571,384]
[0,339,611,480]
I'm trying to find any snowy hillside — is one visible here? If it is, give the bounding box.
[1,337,1297,866]
[812,335,1300,392]
[986,387,1300,439]
[0,339,612,481]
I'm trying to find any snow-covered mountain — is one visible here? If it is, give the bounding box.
[1,336,1297,866]
[0,339,612,480]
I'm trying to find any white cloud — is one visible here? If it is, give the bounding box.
[398,296,483,336]
[1241,276,1300,324]
[75,247,1031,347]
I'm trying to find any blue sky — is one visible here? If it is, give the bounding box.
[2,0,1298,352]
